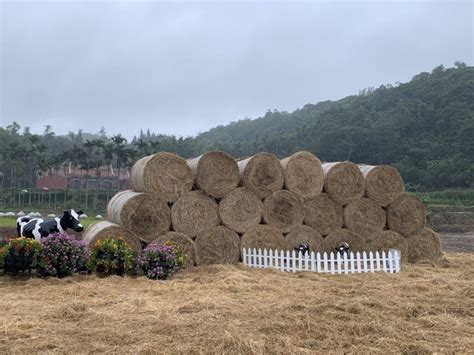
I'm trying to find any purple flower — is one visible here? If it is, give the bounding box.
[37,232,89,278]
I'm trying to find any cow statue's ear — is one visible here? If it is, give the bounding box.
[63,210,69,215]
[77,211,84,215]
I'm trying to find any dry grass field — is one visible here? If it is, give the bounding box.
[1,253,473,353]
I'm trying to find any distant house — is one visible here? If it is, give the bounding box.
[36,164,130,190]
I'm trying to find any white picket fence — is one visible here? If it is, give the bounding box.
[242,248,401,274]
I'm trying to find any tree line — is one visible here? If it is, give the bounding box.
[0,63,472,191]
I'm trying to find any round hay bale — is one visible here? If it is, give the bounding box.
[322,162,365,205]
[359,165,404,206]
[368,230,408,264]
[171,191,220,238]
[303,193,343,236]
[324,228,366,253]
[405,228,444,264]
[219,187,263,233]
[241,225,287,252]
[280,151,324,200]
[194,226,240,265]
[130,152,193,203]
[262,190,304,233]
[386,194,426,237]
[344,198,386,235]
[285,225,326,253]
[107,190,170,243]
[238,152,284,199]
[187,151,239,199]
[82,221,142,254]
[155,232,196,268]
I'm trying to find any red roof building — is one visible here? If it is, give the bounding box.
[36,164,130,190]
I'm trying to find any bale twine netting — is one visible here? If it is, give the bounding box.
[359,165,404,206]
[322,162,365,205]
[187,151,240,199]
[130,152,193,203]
[219,187,263,234]
[155,232,196,268]
[303,192,343,236]
[241,225,288,252]
[107,190,170,243]
[171,191,220,238]
[324,228,367,254]
[262,190,304,234]
[280,151,324,201]
[386,194,426,237]
[194,226,240,265]
[238,152,285,199]
[367,230,408,264]
[405,228,445,265]
[343,197,386,235]
[82,221,142,254]
[285,225,326,253]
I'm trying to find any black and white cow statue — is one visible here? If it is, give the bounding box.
[16,209,84,241]
[335,242,351,257]
[295,242,310,256]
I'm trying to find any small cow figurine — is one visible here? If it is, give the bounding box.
[16,209,84,241]
[335,242,351,257]
[295,242,310,256]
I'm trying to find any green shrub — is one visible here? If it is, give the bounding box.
[4,237,43,274]
[0,238,9,272]
[87,238,134,276]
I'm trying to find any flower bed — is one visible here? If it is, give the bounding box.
[136,241,185,280]
[0,235,185,280]
[37,233,89,278]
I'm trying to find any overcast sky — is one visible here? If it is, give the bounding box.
[1,1,472,138]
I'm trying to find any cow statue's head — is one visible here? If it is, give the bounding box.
[295,242,310,256]
[335,242,351,256]
[62,209,84,232]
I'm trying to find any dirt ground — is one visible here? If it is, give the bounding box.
[440,232,474,252]
[1,253,473,353]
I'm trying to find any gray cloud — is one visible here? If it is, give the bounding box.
[1,1,472,138]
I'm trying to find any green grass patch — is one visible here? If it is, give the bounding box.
[416,189,474,207]
[0,217,98,230]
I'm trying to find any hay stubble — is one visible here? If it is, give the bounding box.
[107,190,170,243]
[359,165,404,206]
[171,191,220,238]
[194,226,240,265]
[322,162,365,205]
[238,153,285,199]
[344,197,386,235]
[280,151,324,200]
[386,194,426,237]
[187,151,240,199]
[130,152,193,202]
[304,193,343,236]
[262,190,304,233]
[0,253,472,353]
[219,187,263,234]
[241,225,287,252]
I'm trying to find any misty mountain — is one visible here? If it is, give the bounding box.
[1,64,472,190]
[189,63,473,188]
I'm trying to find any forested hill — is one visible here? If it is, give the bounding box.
[0,64,472,190]
[193,64,474,189]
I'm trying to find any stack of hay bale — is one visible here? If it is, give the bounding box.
[83,150,444,267]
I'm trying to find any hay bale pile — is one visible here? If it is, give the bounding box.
[84,150,442,267]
